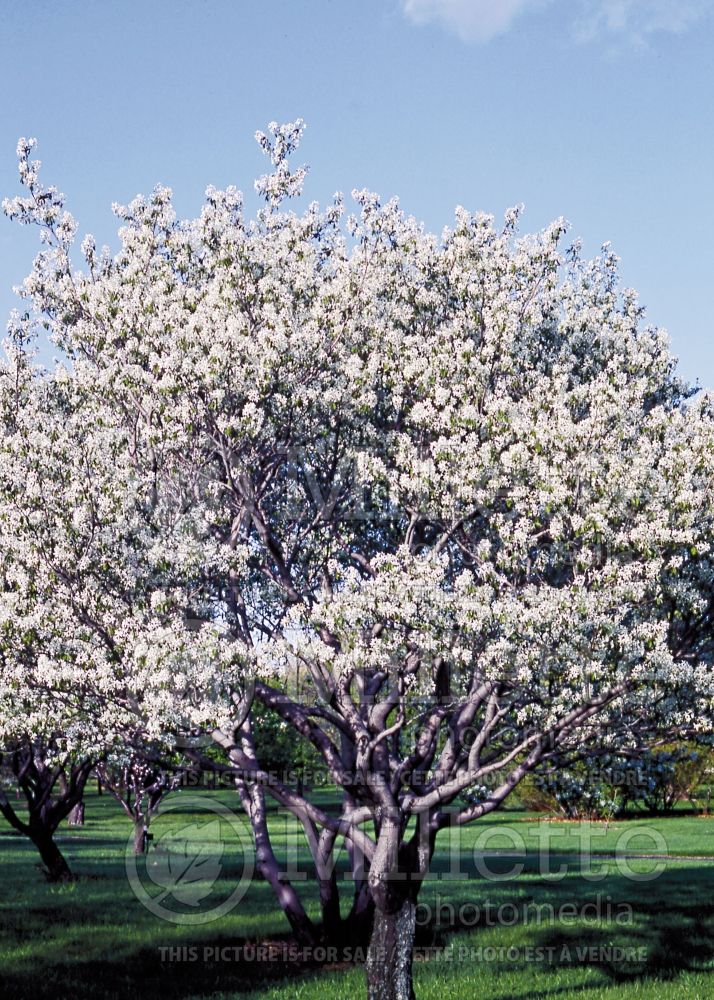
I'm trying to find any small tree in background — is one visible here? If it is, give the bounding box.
[96,750,183,854]
[0,739,94,880]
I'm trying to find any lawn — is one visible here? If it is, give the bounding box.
[1,788,714,999]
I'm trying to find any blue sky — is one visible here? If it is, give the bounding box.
[1,0,712,386]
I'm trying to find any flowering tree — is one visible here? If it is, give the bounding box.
[3,123,714,999]
[96,750,183,853]
[0,322,239,879]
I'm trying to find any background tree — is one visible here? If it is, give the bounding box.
[0,739,93,880]
[96,749,183,854]
[0,320,240,878]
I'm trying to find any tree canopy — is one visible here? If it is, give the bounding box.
[2,121,714,999]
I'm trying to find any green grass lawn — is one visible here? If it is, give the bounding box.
[1,788,714,999]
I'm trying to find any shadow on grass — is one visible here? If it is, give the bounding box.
[1,863,713,999]
[424,863,714,1000]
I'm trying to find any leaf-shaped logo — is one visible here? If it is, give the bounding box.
[147,820,223,907]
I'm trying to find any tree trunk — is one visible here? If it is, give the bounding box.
[133,819,150,854]
[68,801,85,826]
[31,831,73,882]
[318,859,340,923]
[309,825,343,941]
[366,895,417,1000]
[364,808,436,1000]
[344,878,375,947]
[238,780,319,947]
